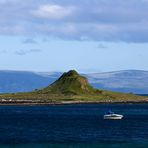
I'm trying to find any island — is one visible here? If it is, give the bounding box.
[0,70,147,105]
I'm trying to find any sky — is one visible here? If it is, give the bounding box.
[1,0,148,73]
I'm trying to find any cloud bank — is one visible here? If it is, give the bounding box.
[0,0,148,42]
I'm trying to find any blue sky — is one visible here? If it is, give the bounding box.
[1,0,148,72]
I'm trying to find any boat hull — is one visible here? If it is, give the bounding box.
[104,114,123,120]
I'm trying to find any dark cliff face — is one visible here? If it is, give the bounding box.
[39,70,97,95]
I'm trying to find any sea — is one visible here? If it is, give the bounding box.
[0,103,148,148]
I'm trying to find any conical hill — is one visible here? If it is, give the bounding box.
[0,70,145,103]
[38,70,98,95]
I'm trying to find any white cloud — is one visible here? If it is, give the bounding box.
[32,4,75,20]
[0,0,148,42]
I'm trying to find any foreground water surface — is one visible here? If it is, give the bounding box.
[0,103,148,147]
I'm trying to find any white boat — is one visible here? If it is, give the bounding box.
[104,111,123,120]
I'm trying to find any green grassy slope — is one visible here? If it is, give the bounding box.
[36,70,97,95]
[0,70,147,103]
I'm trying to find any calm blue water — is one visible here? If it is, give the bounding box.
[0,103,148,147]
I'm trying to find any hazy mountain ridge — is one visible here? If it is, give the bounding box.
[85,70,148,94]
[0,70,147,94]
[0,70,61,93]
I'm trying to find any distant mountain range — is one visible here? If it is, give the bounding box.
[0,70,147,94]
[0,70,62,93]
[85,70,148,94]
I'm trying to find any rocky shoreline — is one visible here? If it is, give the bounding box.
[0,100,148,106]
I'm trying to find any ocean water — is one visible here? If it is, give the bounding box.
[0,104,147,147]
